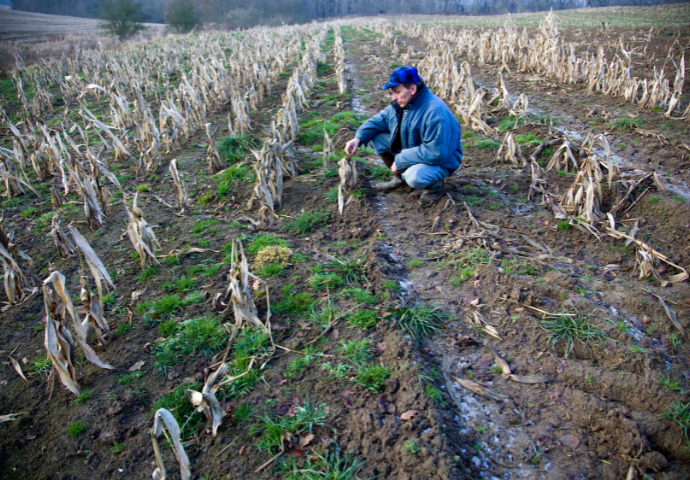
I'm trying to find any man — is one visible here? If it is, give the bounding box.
[344,66,463,205]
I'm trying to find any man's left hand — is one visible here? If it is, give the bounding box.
[391,162,399,174]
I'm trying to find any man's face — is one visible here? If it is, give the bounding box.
[390,84,416,108]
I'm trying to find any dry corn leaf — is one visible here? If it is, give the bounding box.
[658,296,686,338]
[186,363,228,436]
[0,413,22,423]
[151,408,191,480]
[9,356,27,382]
[454,376,508,401]
[490,347,511,375]
[509,374,555,384]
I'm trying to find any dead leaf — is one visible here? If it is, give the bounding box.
[509,374,554,384]
[9,356,27,382]
[342,397,352,409]
[1,305,10,313]
[376,394,395,414]
[478,355,493,369]
[239,445,246,455]
[400,410,419,421]
[339,389,355,398]
[130,287,147,305]
[557,361,567,374]
[277,403,291,416]
[129,361,146,372]
[251,279,261,291]
[375,342,387,354]
[299,433,315,447]
[332,329,339,340]
[454,336,479,348]
[0,413,22,423]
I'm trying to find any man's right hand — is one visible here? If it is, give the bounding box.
[344,138,361,157]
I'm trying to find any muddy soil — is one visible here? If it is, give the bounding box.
[1,15,690,480]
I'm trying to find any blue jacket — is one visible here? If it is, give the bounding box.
[355,86,463,173]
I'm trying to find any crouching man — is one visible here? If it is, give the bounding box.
[344,66,463,205]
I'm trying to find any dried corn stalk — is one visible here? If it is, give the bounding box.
[169,159,189,214]
[43,271,113,394]
[151,409,191,480]
[50,212,75,257]
[606,216,688,286]
[125,192,161,268]
[0,213,39,305]
[205,123,222,175]
[186,363,229,436]
[545,138,579,173]
[497,132,525,167]
[222,239,267,331]
[337,156,358,215]
[44,284,80,394]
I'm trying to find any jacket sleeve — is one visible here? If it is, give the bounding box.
[355,107,392,145]
[394,109,458,171]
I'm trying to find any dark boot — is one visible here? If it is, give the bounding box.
[376,153,404,191]
[418,180,443,205]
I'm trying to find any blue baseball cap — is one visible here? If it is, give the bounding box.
[381,66,424,90]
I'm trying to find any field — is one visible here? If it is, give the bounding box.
[1,5,690,480]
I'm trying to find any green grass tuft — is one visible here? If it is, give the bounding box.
[394,303,447,341]
[284,210,330,235]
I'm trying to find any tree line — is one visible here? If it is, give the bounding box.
[11,0,687,30]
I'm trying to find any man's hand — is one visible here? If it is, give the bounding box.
[391,162,399,174]
[344,138,361,157]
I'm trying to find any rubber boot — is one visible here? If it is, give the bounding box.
[375,153,404,191]
[418,180,443,205]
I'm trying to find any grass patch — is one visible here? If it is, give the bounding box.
[354,364,392,393]
[27,357,52,376]
[191,218,219,237]
[217,133,259,164]
[341,287,377,305]
[347,309,378,329]
[75,390,95,405]
[285,210,330,235]
[540,310,609,358]
[279,447,368,480]
[308,273,344,292]
[214,165,255,194]
[323,255,366,283]
[662,401,690,449]
[514,134,543,146]
[153,316,226,373]
[473,139,501,150]
[245,233,288,255]
[452,247,492,269]
[138,266,158,282]
[393,303,447,341]
[609,116,644,132]
[365,164,392,181]
[68,421,87,437]
[249,402,332,454]
[274,285,317,316]
[164,276,197,294]
[339,339,373,365]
